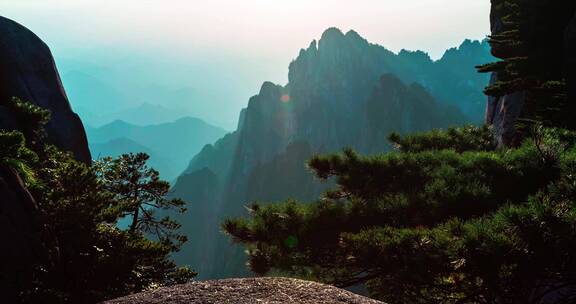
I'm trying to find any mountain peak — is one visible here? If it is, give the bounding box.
[398,49,432,63]
[173,116,207,125]
[308,39,317,51]
[320,27,345,42]
[258,81,280,96]
[100,119,135,131]
[344,29,362,40]
[438,39,491,62]
[317,27,370,52]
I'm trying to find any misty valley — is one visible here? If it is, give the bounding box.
[1,1,576,303]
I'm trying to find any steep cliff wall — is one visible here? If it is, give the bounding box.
[171,28,486,279]
[485,3,526,147]
[0,16,91,299]
[485,2,576,146]
[0,16,91,163]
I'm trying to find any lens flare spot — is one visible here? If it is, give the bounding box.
[280,94,291,103]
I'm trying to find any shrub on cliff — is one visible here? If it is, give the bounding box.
[0,99,195,303]
[224,126,576,303]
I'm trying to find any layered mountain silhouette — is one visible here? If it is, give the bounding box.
[169,28,488,279]
[89,137,179,180]
[86,117,227,181]
[97,103,197,127]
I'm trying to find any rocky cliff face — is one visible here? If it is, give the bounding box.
[171,28,487,279]
[0,16,91,163]
[485,3,526,147]
[0,16,91,299]
[365,74,467,152]
[486,3,576,146]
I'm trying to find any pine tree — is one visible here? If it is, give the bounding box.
[223,4,576,300]
[224,126,576,303]
[96,152,188,251]
[0,99,196,303]
[477,0,576,130]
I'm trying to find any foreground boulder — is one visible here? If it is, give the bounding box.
[0,15,91,163]
[102,277,384,304]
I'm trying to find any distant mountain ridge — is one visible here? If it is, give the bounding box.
[86,117,227,180]
[169,28,486,279]
[80,102,198,127]
[89,137,179,180]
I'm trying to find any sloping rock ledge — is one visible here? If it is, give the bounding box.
[102,277,384,304]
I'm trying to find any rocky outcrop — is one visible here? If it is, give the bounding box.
[485,3,526,147]
[365,74,466,152]
[101,277,384,304]
[485,73,526,147]
[486,4,576,146]
[0,16,91,300]
[172,28,484,280]
[0,16,91,162]
[0,165,51,302]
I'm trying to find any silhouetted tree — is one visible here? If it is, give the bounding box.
[0,99,196,303]
[478,0,576,129]
[96,152,187,251]
[224,126,576,303]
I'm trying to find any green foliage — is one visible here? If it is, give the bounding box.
[388,125,496,153]
[22,148,195,303]
[479,0,576,130]
[0,130,38,185]
[0,97,50,150]
[224,126,576,303]
[95,152,188,251]
[0,98,195,303]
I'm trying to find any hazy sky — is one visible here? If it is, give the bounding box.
[2,0,491,128]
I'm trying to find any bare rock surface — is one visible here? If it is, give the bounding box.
[102,277,384,304]
[485,5,525,147]
[0,15,91,163]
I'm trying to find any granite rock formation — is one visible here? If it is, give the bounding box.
[485,73,526,147]
[486,3,576,146]
[170,28,480,279]
[101,277,384,304]
[0,16,90,299]
[0,16,91,163]
[485,3,526,147]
